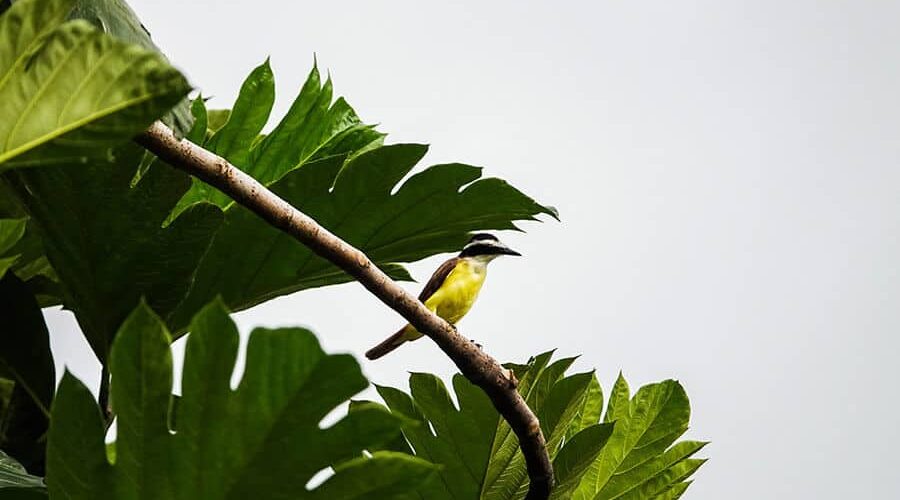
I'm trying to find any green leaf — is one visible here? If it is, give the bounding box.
[486,365,594,500]
[206,109,231,134]
[317,452,438,500]
[573,378,706,500]
[652,481,691,500]
[45,300,436,499]
[0,449,46,496]
[374,353,609,500]
[0,0,190,169]
[377,355,707,500]
[170,141,555,331]
[45,372,110,499]
[567,375,604,441]
[604,373,631,424]
[6,144,223,361]
[347,400,413,455]
[0,193,61,306]
[0,218,25,278]
[551,424,615,500]
[377,373,498,500]
[0,218,25,256]
[204,59,276,168]
[68,0,194,136]
[169,60,383,219]
[185,97,209,145]
[0,272,55,475]
[153,61,551,331]
[597,442,707,500]
[0,272,55,416]
[483,353,570,499]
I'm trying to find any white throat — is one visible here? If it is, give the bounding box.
[468,254,499,268]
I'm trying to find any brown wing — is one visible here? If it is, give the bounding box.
[418,257,460,302]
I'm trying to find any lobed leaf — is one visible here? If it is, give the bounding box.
[573,378,704,500]
[375,354,706,500]
[45,300,436,499]
[68,0,195,136]
[7,144,223,361]
[169,60,384,219]
[0,0,190,169]
[551,424,615,500]
[168,136,554,331]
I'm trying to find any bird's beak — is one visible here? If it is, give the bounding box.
[500,246,522,256]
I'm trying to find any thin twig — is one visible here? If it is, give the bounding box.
[98,363,114,427]
[136,120,554,498]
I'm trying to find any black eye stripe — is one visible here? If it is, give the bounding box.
[460,242,504,257]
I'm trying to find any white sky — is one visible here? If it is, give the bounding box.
[44,1,900,498]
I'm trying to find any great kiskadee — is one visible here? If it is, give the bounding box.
[365,233,521,360]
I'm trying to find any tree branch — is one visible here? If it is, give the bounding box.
[136,120,554,498]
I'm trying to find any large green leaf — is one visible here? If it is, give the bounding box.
[3,24,551,353]
[169,140,556,330]
[368,353,611,500]
[373,354,706,500]
[154,61,553,330]
[45,300,437,499]
[0,0,190,169]
[0,219,54,473]
[5,145,223,361]
[170,59,384,220]
[572,375,707,500]
[0,272,55,474]
[68,0,194,136]
[374,373,499,500]
[483,355,600,500]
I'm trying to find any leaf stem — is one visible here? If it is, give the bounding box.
[98,363,112,424]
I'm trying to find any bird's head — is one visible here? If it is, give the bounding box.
[458,233,521,262]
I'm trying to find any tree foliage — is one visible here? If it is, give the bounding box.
[44,301,436,499]
[0,0,707,498]
[0,0,189,169]
[364,352,705,500]
[0,450,46,498]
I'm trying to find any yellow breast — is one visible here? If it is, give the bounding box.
[424,258,487,325]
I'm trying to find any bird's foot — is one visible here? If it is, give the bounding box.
[469,338,483,349]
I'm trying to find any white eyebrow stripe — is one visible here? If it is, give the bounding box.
[464,239,503,250]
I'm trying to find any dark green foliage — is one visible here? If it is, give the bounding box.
[1,3,554,356]
[0,2,706,499]
[0,272,55,475]
[370,353,706,500]
[6,144,223,361]
[45,301,437,499]
[0,0,191,169]
[0,450,46,498]
[68,0,195,135]
[159,63,555,332]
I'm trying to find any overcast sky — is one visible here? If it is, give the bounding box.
[43,1,900,498]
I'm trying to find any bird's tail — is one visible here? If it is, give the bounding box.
[366,326,413,360]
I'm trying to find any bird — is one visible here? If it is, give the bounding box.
[365,233,521,360]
